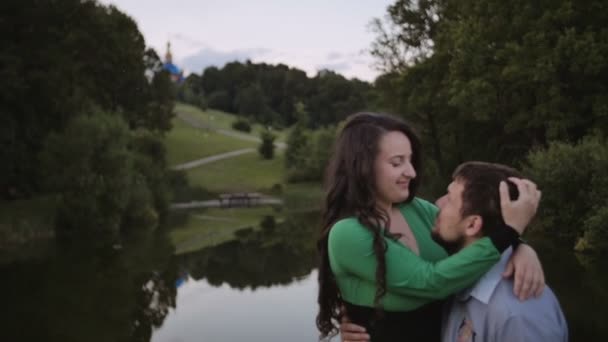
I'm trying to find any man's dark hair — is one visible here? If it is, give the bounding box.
[452,161,523,235]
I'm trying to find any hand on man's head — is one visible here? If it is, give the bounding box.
[499,177,541,235]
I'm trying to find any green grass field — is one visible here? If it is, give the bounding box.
[164,118,256,166]
[282,182,325,211]
[164,103,318,255]
[174,103,288,142]
[169,206,281,254]
[186,150,286,193]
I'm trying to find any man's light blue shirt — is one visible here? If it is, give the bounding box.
[441,247,568,341]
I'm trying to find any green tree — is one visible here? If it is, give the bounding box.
[524,135,608,253]
[39,112,133,236]
[206,91,232,112]
[125,130,172,230]
[258,130,276,160]
[235,83,267,119]
[231,118,252,132]
[370,0,608,198]
[195,60,371,128]
[307,127,336,179]
[285,102,310,168]
[178,73,206,109]
[307,70,371,127]
[286,125,336,183]
[0,0,175,199]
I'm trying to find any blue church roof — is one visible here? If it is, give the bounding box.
[163,62,181,75]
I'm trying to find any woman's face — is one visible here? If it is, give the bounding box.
[374,131,417,206]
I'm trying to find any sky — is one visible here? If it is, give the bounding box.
[99,0,394,81]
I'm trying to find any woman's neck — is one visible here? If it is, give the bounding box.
[376,200,393,215]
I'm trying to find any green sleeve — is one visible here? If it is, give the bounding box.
[328,220,500,300]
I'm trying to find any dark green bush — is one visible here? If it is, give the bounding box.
[231,118,252,133]
[524,135,608,254]
[258,130,276,160]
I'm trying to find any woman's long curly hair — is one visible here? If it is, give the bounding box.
[316,112,422,339]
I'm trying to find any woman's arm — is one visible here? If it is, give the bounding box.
[418,177,544,300]
[502,244,546,300]
[329,221,502,300]
[329,177,540,300]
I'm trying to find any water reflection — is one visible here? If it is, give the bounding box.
[1,233,178,342]
[177,213,318,290]
[152,211,320,342]
[2,211,607,341]
[152,271,319,342]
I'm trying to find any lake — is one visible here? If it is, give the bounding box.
[1,210,606,341]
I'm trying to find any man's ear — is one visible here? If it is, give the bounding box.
[463,215,483,237]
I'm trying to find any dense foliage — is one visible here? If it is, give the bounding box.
[369,0,608,253]
[1,0,175,235]
[179,63,374,128]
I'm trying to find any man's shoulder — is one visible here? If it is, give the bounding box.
[487,278,562,320]
[483,279,568,340]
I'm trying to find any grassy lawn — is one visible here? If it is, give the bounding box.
[174,102,288,142]
[175,103,240,131]
[169,206,281,254]
[165,103,313,254]
[164,118,255,166]
[167,181,323,254]
[282,182,325,211]
[186,151,285,193]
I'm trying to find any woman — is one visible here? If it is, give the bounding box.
[316,113,542,341]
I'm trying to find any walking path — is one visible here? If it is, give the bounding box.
[171,109,287,170]
[170,107,286,208]
[172,148,255,170]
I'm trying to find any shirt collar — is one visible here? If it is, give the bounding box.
[457,247,513,304]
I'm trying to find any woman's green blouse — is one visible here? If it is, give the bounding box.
[328,197,501,311]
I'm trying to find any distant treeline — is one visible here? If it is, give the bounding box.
[178,62,375,128]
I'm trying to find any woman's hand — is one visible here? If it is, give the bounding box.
[500,177,542,235]
[340,311,370,342]
[502,244,545,301]
[340,322,369,342]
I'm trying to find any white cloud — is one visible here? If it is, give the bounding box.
[179,47,274,74]
[326,52,344,61]
[99,0,394,81]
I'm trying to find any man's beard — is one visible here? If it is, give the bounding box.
[431,230,467,256]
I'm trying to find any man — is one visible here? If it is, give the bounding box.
[341,161,568,342]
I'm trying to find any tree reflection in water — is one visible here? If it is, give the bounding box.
[1,232,178,342]
[173,212,608,341]
[176,212,319,290]
[3,210,608,341]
